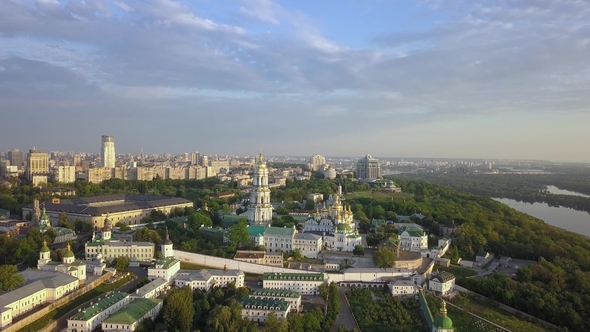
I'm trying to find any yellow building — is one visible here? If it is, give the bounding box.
[85,217,155,262]
[27,148,49,186]
[23,194,193,228]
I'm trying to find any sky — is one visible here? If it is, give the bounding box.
[1,0,590,162]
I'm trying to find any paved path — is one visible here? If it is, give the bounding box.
[331,287,359,332]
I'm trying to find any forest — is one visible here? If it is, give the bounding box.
[395,173,590,213]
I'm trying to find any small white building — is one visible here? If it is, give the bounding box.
[234,250,283,267]
[476,251,494,267]
[428,272,456,296]
[262,272,324,295]
[239,297,291,323]
[148,257,180,282]
[130,277,168,299]
[398,225,428,252]
[101,298,163,332]
[250,288,302,312]
[264,226,296,253]
[389,280,419,297]
[174,268,245,291]
[292,233,323,258]
[67,292,130,332]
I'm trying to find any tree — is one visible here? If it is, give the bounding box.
[112,256,130,272]
[136,227,162,245]
[229,219,250,249]
[0,265,24,291]
[263,312,288,332]
[318,283,329,300]
[164,286,194,332]
[277,206,289,215]
[74,219,93,233]
[374,250,396,268]
[353,245,365,256]
[188,211,213,229]
[304,199,315,210]
[115,221,131,232]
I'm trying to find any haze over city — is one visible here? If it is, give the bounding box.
[1,0,589,162]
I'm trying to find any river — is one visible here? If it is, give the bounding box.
[545,185,590,198]
[493,196,590,237]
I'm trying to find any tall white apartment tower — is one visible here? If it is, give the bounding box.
[248,153,273,226]
[357,155,380,179]
[310,154,326,171]
[101,135,116,168]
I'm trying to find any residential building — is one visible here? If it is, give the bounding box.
[101,135,116,169]
[0,271,79,329]
[190,152,200,166]
[130,278,168,299]
[7,149,24,169]
[234,250,283,267]
[356,155,380,179]
[428,272,456,296]
[85,216,155,262]
[262,272,325,295]
[27,148,49,185]
[398,225,428,253]
[264,226,296,253]
[23,194,193,228]
[248,153,273,226]
[292,233,322,259]
[309,155,326,171]
[148,257,180,282]
[101,298,163,332]
[239,297,290,323]
[67,291,130,332]
[56,166,76,183]
[250,288,302,312]
[389,280,419,297]
[173,269,245,291]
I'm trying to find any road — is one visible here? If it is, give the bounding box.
[331,286,359,332]
[50,267,147,332]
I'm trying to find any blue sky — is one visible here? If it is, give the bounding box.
[1,0,589,162]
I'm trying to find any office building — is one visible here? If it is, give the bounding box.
[356,155,380,179]
[27,148,49,186]
[7,149,24,169]
[310,154,326,171]
[101,135,116,169]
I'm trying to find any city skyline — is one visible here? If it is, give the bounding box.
[1,1,590,162]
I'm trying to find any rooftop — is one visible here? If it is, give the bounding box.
[133,278,168,298]
[70,292,129,321]
[265,226,296,236]
[86,240,154,247]
[25,194,192,216]
[246,225,266,237]
[1,271,78,310]
[102,298,162,325]
[294,233,321,240]
[150,257,179,269]
[431,271,456,283]
[263,272,323,281]
[234,251,265,259]
[239,297,290,311]
[251,288,301,298]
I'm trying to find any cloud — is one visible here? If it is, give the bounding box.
[239,0,280,24]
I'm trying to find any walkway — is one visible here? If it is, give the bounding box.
[331,287,359,332]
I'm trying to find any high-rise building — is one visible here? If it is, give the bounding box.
[190,152,200,166]
[101,135,116,169]
[27,148,49,185]
[248,153,273,226]
[356,155,380,179]
[56,166,76,183]
[8,149,24,169]
[310,154,326,171]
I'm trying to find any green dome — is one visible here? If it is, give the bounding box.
[41,245,50,253]
[434,316,453,329]
[63,250,75,258]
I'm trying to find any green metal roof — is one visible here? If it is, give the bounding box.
[399,225,424,237]
[150,256,179,269]
[264,227,295,236]
[70,292,129,321]
[63,250,75,258]
[247,226,266,237]
[103,298,162,325]
[251,288,301,298]
[239,297,290,311]
[263,272,323,281]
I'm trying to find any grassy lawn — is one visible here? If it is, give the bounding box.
[18,274,135,332]
[450,294,547,332]
[345,191,413,201]
[434,265,478,278]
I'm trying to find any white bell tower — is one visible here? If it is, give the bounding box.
[248,153,273,226]
[161,228,174,258]
[37,240,51,268]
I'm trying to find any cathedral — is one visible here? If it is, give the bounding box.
[247,153,273,226]
[38,241,87,281]
[303,186,362,251]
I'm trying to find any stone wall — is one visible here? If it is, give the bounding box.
[5,272,114,332]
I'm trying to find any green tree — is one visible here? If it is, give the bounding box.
[188,211,213,229]
[112,256,130,272]
[353,245,365,256]
[374,250,397,268]
[304,199,315,210]
[164,286,194,332]
[263,312,288,332]
[318,283,329,300]
[0,265,24,291]
[115,221,131,232]
[229,219,250,249]
[277,206,289,215]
